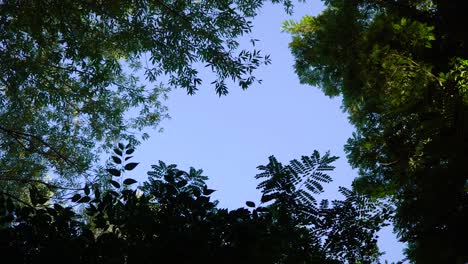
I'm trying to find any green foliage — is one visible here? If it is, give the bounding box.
[256,151,338,225]
[319,187,392,263]
[255,152,389,263]
[0,0,297,194]
[0,149,388,263]
[285,0,468,262]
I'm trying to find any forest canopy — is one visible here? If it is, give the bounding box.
[284,0,467,262]
[1,0,466,263]
[0,148,391,263]
[0,0,300,191]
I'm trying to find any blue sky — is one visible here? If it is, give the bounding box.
[131,1,405,262]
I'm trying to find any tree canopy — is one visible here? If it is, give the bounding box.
[0,0,300,192]
[4,0,466,261]
[0,148,390,263]
[284,0,467,262]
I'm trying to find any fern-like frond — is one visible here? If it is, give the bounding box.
[310,171,332,183]
[338,186,353,199]
[255,151,338,226]
[297,189,317,207]
[319,199,329,210]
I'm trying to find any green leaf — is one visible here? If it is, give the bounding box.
[124,162,139,171]
[126,148,135,155]
[37,197,49,205]
[177,179,188,187]
[112,156,122,164]
[164,174,174,183]
[246,201,256,208]
[260,195,273,203]
[123,178,137,185]
[78,196,91,203]
[29,187,39,206]
[93,186,101,199]
[53,203,64,211]
[0,0,290,206]
[84,184,90,195]
[114,148,123,156]
[71,194,81,202]
[176,170,186,177]
[107,169,121,177]
[255,206,269,213]
[203,188,216,195]
[110,180,120,189]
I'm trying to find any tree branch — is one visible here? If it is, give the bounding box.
[371,0,436,24]
[0,176,84,191]
[0,190,34,208]
[0,125,71,164]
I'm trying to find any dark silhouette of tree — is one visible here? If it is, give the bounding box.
[0,147,388,263]
[284,0,468,262]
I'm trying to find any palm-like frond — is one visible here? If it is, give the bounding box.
[255,151,338,224]
[144,160,208,197]
[147,160,177,179]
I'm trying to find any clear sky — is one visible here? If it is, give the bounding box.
[131,1,405,262]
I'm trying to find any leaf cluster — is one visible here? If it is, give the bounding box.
[0,0,299,194]
[0,149,389,264]
[285,0,468,262]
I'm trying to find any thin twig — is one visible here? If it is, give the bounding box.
[0,191,34,208]
[0,125,71,163]
[0,176,84,191]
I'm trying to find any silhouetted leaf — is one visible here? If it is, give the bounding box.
[261,194,274,203]
[93,186,101,199]
[124,162,139,171]
[84,184,90,195]
[255,206,270,213]
[126,149,135,155]
[71,194,81,202]
[123,178,137,186]
[53,203,64,211]
[164,174,174,183]
[246,201,256,207]
[29,187,39,206]
[112,156,122,164]
[177,179,188,187]
[122,189,134,196]
[108,190,119,197]
[78,196,91,203]
[113,148,123,156]
[107,169,121,177]
[203,188,216,195]
[176,170,185,177]
[37,197,48,205]
[110,180,120,189]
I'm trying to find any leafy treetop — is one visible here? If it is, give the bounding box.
[0,149,390,264]
[0,0,301,191]
[284,0,468,262]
